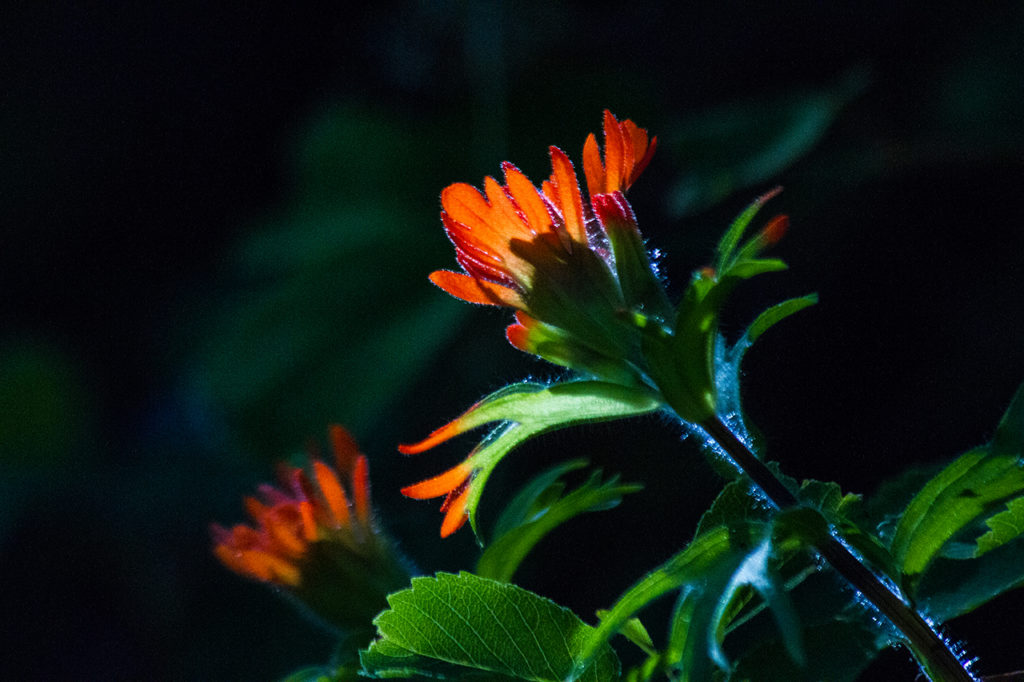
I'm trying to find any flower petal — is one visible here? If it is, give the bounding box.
[400,461,474,499]
[428,270,523,307]
[314,459,351,528]
[439,483,471,538]
[546,146,587,245]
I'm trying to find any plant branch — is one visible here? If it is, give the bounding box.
[700,415,975,682]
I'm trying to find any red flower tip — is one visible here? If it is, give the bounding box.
[759,214,789,246]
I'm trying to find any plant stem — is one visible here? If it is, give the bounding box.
[700,415,975,682]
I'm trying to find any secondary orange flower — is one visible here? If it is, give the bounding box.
[212,425,372,586]
[213,425,409,630]
[429,110,668,380]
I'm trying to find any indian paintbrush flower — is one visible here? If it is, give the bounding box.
[429,110,666,385]
[404,112,794,537]
[212,425,410,631]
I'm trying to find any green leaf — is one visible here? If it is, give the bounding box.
[914,533,1024,622]
[695,479,773,537]
[713,193,778,273]
[595,611,655,655]
[576,523,768,677]
[428,380,662,535]
[477,466,642,582]
[976,496,1024,555]
[890,447,1024,591]
[488,460,589,541]
[741,295,819,347]
[368,572,620,682]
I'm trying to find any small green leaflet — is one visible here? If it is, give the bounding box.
[477,461,642,583]
[364,572,620,681]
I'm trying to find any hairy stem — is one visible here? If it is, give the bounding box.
[700,415,975,682]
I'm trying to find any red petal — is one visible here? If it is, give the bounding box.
[352,455,371,524]
[328,424,360,474]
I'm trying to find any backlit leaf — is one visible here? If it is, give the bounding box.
[368,572,620,681]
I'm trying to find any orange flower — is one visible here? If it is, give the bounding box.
[431,110,656,311]
[428,110,667,378]
[400,460,476,538]
[211,425,373,587]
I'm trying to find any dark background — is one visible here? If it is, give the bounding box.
[2,2,1022,679]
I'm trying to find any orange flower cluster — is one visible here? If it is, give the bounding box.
[430,110,658,357]
[212,425,372,587]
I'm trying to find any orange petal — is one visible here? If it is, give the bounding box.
[441,183,493,233]
[547,146,586,244]
[401,461,473,499]
[297,499,317,541]
[397,412,469,454]
[428,270,523,307]
[582,132,604,197]
[440,484,471,538]
[503,162,553,235]
[314,459,351,527]
[603,110,625,193]
[352,454,371,524]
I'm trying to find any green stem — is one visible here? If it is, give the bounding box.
[700,415,975,682]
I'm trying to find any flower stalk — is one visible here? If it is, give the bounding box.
[700,415,975,682]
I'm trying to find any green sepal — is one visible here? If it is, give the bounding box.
[365,572,620,681]
[477,462,642,582]
[714,192,777,273]
[643,271,720,423]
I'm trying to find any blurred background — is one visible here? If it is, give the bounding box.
[2,1,1022,679]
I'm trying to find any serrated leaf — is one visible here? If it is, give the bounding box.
[477,468,642,583]
[369,572,620,682]
[975,496,1024,555]
[891,448,1024,592]
[695,479,773,537]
